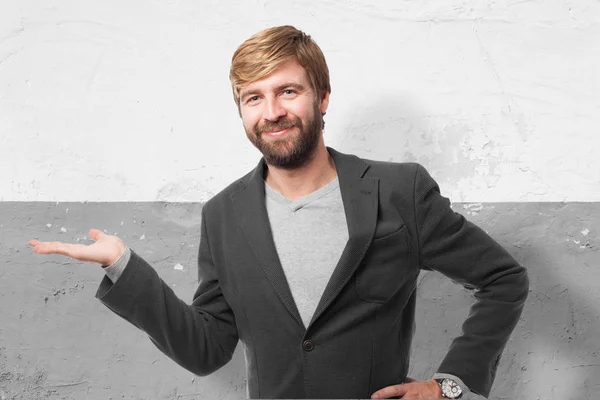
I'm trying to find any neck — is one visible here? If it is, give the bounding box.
[264,141,337,201]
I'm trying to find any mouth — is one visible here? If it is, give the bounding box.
[263,126,293,137]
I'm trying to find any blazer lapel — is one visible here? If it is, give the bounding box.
[231,148,379,331]
[232,160,304,329]
[309,148,379,326]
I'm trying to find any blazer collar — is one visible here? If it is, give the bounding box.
[232,147,379,331]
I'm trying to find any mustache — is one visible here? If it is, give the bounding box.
[256,119,300,135]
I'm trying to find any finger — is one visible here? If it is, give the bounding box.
[29,239,40,246]
[371,384,408,399]
[31,241,71,255]
[89,229,104,241]
[32,241,93,261]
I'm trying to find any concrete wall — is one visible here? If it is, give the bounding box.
[1,203,599,399]
[2,0,599,202]
[1,1,599,399]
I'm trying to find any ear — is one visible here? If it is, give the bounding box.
[319,91,330,115]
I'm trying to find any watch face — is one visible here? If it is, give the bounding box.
[441,379,463,399]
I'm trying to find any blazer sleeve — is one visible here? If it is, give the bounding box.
[95,207,239,376]
[413,164,529,397]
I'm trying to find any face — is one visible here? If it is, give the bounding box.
[239,60,329,169]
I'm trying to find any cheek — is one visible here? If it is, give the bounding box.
[241,112,259,132]
[284,105,308,124]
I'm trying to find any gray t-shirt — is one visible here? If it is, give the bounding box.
[265,176,348,328]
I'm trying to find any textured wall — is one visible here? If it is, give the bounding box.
[1,0,599,202]
[2,1,599,399]
[1,202,599,399]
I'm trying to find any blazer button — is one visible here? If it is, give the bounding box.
[302,340,315,352]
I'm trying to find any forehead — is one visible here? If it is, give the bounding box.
[239,60,310,96]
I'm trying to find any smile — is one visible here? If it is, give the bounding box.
[264,127,293,137]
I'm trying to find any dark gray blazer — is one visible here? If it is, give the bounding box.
[97,147,529,399]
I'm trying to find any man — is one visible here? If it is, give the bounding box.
[29,25,529,399]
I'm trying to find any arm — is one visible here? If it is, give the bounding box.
[414,164,529,397]
[29,210,238,377]
[96,208,239,376]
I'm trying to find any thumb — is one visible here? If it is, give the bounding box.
[89,228,105,241]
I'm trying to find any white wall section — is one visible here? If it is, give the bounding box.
[1,0,599,201]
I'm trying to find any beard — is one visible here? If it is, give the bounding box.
[245,102,324,170]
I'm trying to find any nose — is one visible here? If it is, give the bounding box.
[263,96,286,121]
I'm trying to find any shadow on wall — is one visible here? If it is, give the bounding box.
[502,205,599,399]
[332,93,505,198]
[412,204,599,399]
[335,95,599,399]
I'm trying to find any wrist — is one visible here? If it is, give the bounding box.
[428,379,444,398]
[103,243,126,268]
[435,378,464,399]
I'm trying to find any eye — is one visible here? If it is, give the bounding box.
[247,95,259,103]
[283,89,296,95]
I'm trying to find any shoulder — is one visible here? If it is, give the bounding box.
[329,147,425,182]
[360,155,427,189]
[328,147,438,195]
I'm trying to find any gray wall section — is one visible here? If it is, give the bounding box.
[0,202,598,399]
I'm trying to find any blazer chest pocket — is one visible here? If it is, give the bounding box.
[355,225,411,304]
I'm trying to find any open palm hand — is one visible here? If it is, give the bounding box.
[29,228,126,267]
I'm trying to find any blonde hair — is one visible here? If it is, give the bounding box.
[229,25,331,110]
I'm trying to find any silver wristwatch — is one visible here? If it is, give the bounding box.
[435,378,463,399]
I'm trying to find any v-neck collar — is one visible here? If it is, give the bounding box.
[231,147,379,331]
[264,176,340,212]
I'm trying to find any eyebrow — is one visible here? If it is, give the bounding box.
[240,82,307,102]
